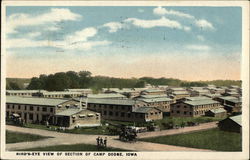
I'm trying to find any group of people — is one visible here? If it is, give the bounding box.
[96,136,107,148]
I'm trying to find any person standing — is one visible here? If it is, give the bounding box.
[104,137,107,147]
[96,136,100,147]
[100,137,103,147]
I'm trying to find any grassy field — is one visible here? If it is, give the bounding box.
[155,116,225,130]
[140,128,242,151]
[19,143,129,151]
[6,131,51,144]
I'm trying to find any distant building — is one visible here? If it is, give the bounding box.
[141,89,165,95]
[184,96,211,101]
[33,91,83,98]
[65,89,92,96]
[170,99,222,117]
[6,90,47,97]
[218,115,241,133]
[167,87,186,95]
[190,89,210,97]
[205,108,227,118]
[137,97,174,112]
[87,93,127,99]
[134,94,169,99]
[216,96,242,113]
[170,91,190,100]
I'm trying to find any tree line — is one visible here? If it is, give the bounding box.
[6,70,241,91]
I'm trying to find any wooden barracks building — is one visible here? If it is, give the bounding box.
[6,96,100,128]
[170,99,223,117]
[86,98,163,122]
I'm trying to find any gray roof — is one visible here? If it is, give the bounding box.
[42,91,82,95]
[65,89,92,92]
[6,90,47,93]
[142,89,165,93]
[209,108,226,114]
[133,107,159,113]
[85,98,136,105]
[55,109,81,116]
[184,99,220,106]
[6,96,70,106]
[218,96,238,100]
[229,115,242,126]
[169,88,185,91]
[139,94,168,99]
[173,91,189,95]
[138,97,173,103]
[203,94,222,98]
[87,93,126,98]
[185,96,211,101]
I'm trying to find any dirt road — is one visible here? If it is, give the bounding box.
[6,123,217,151]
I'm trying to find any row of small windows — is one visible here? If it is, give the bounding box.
[171,110,192,115]
[7,104,53,113]
[90,104,130,110]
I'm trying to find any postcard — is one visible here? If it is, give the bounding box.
[1,1,249,160]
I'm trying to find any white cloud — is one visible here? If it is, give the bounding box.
[65,27,97,43]
[186,44,211,51]
[197,35,205,41]
[7,8,81,34]
[153,6,194,19]
[6,27,110,51]
[183,26,191,32]
[195,19,214,30]
[27,32,41,38]
[125,17,182,29]
[67,40,111,50]
[103,22,123,33]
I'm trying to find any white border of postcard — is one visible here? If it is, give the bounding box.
[1,1,249,160]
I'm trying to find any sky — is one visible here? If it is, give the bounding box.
[5,6,242,81]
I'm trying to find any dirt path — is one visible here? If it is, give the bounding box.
[5,123,216,151]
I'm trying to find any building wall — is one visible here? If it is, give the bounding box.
[6,100,78,124]
[170,102,221,117]
[87,103,162,122]
[205,111,227,118]
[218,119,241,133]
[143,101,174,112]
[6,103,55,123]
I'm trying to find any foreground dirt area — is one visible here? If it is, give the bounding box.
[5,122,217,151]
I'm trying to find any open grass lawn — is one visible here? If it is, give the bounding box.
[140,128,242,151]
[19,143,129,151]
[155,116,224,130]
[6,131,51,144]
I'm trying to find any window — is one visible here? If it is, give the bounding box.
[12,105,15,109]
[18,105,21,110]
[177,105,180,108]
[30,106,34,111]
[177,111,180,114]
[50,108,53,113]
[115,112,119,116]
[190,112,192,115]
[121,112,125,117]
[184,111,187,115]
[127,113,131,118]
[171,110,174,113]
[109,111,113,116]
[29,113,33,120]
[155,112,158,115]
[103,111,107,115]
[150,112,153,115]
[184,106,187,108]
[7,105,10,109]
[42,107,47,112]
[110,105,113,109]
[140,114,143,118]
[122,106,125,110]
[37,107,40,111]
[25,106,27,110]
